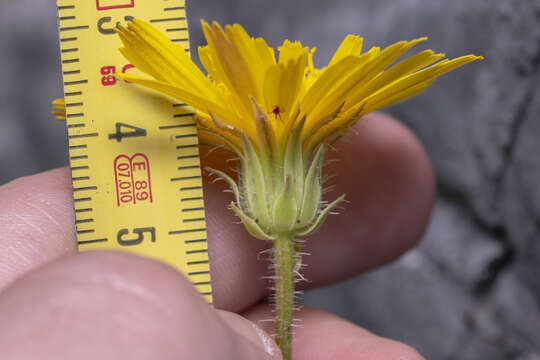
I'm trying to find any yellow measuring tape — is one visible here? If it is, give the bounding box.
[56,0,212,303]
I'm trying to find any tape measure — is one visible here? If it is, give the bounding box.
[55,0,212,303]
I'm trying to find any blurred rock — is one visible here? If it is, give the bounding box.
[421,199,504,291]
[0,0,67,182]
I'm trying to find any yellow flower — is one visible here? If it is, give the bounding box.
[112,20,481,360]
[114,18,481,240]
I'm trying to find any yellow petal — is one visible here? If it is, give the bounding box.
[278,40,308,65]
[52,98,65,107]
[303,102,364,155]
[328,34,364,67]
[363,79,435,113]
[304,46,381,132]
[197,129,242,154]
[202,21,259,116]
[263,53,307,122]
[226,24,275,96]
[116,25,167,82]
[362,54,483,111]
[118,20,213,97]
[301,55,362,117]
[317,38,428,117]
[52,98,66,121]
[196,113,243,153]
[116,72,235,127]
[255,38,276,73]
[345,49,446,106]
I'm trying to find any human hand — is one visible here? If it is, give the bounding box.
[0,113,433,359]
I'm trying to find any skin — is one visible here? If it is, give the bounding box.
[0,113,434,359]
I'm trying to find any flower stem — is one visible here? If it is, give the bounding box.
[273,232,296,360]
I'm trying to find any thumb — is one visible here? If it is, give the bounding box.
[216,309,282,359]
[0,251,281,360]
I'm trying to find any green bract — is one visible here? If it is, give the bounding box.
[209,109,346,241]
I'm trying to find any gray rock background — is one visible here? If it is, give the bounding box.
[0,0,538,358]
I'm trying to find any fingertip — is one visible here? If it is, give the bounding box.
[296,308,425,360]
[0,251,276,360]
[0,250,210,322]
[216,310,282,359]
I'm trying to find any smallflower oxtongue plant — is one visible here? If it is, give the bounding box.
[55,18,481,360]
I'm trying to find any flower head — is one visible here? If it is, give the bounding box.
[114,19,481,240]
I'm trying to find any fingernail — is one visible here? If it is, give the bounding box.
[251,322,282,359]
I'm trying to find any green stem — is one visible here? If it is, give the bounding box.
[273,232,296,360]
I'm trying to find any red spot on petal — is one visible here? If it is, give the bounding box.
[272,106,282,121]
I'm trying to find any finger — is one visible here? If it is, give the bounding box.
[0,251,281,360]
[201,113,435,311]
[0,167,76,291]
[244,305,425,360]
